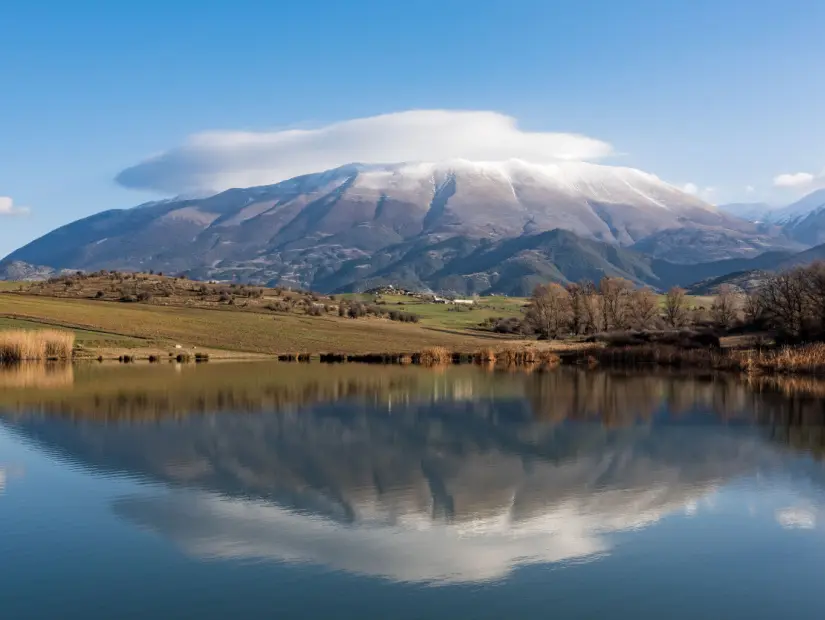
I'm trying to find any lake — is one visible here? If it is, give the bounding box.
[1,362,825,619]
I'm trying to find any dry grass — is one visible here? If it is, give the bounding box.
[44,330,76,359]
[577,342,825,376]
[0,329,75,362]
[475,348,497,363]
[733,343,825,376]
[416,346,452,366]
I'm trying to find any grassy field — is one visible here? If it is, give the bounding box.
[0,316,146,348]
[0,281,23,291]
[340,293,529,330]
[0,293,507,357]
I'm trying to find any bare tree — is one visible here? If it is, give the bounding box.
[567,283,585,335]
[801,261,825,334]
[526,283,571,339]
[759,268,808,338]
[629,287,660,330]
[689,305,707,327]
[580,280,603,334]
[710,285,740,328]
[664,287,689,328]
[599,277,633,331]
[743,290,765,325]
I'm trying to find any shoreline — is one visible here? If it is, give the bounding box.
[7,341,825,378]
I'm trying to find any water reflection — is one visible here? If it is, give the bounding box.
[0,363,73,389]
[2,364,825,584]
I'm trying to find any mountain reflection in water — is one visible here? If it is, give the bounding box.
[2,362,825,584]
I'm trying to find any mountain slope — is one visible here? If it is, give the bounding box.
[781,189,825,246]
[320,230,661,295]
[718,202,775,222]
[2,160,797,292]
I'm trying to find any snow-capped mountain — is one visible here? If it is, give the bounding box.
[718,202,776,223]
[720,189,825,247]
[721,188,825,225]
[780,188,825,245]
[2,160,796,292]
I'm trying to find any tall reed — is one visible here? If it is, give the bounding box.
[0,330,75,362]
[416,346,452,366]
[43,330,76,359]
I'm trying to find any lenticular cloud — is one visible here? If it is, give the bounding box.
[115,110,614,195]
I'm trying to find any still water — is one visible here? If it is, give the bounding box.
[2,362,825,619]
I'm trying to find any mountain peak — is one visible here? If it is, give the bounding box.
[3,160,791,292]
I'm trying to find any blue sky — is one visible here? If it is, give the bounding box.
[1,0,824,257]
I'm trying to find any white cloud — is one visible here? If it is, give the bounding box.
[745,185,755,193]
[115,110,615,195]
[0,196,29,216]
[773,172,816,188]
[682,183,715,202]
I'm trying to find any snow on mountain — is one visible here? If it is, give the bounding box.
[347,159,717,213]
[721,189,825,225]
[779,188,825,223]
[718,202,776,222]
[2,159,790,291]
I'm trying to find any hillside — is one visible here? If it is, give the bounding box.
[2,160,797,294]
[686,270,770,295]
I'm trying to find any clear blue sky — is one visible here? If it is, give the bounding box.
[2,0,824,257]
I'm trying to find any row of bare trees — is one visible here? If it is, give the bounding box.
[524,262,825,342]
[747,262,825,340]
[524,277,743,339]
[527,278,672,339]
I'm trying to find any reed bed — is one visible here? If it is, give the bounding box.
[414,346,452,366]
[312,346,561,368]
[474,348,497,364]
[576,342,825,376]
[0,330,75,362]
[734,343,825,376]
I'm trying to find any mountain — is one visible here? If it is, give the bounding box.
[686,269,771,295]
[718,202,775,222]
[319,229,661,295]
[720,189,825,227]
[0,260,75,281]
[780,189,825,246]
[678,240,825,294]
[1,160,799,293]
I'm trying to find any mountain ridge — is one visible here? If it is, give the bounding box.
[2,160,803,294]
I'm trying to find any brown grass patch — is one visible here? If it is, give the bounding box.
[732,343,825,375]
[416,346,452,366]
[474,348,497,363]
[0,329,75,362]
